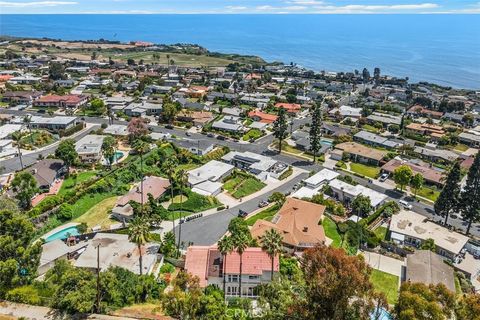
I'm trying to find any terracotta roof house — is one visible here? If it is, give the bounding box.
[406,250,455,292]
[176,111,213,127]
[112,176,170,222]
[381,159,444,186]
[275,102,301,114]
[248,110,278,124]
[406,123,445,139]
[184,245,279,297]
[407,105,444,119]
[251,198,326,251]
[335,142,387,165]
[33,94,88,110]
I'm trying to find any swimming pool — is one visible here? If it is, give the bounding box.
[113,151,124,162]
[321,139,333,146]
[45,225,79,242]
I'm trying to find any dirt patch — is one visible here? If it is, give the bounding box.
[19,39,134,50]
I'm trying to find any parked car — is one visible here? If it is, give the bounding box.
[258,200,269,208]
[165,124,174,129]
[185,131,192,136]
[217,135,226,140]
[238,209,248,218]
[207,133,215,138]
[399,200,412,210]
[379,173,389,182]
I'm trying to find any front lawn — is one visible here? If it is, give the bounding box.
[350,162,380,179]
[362,124,381,133]
[74,196,118,230]
[245,204,279,226]
[58,170,98,196]
[416,186,440,201]
[20,130,55,149]
[70,192,117,220]
[323,216,342,248]
[374,226,388,241]
[370,269,399,305]
[168,189,221,213]
[242,128,264,141]
[224,173,266,199]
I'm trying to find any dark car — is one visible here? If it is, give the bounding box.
[165,124,174,129]
[185,131,192,136]
[207,133,215,138]
[217,135,226,140]
[238,209,248,218]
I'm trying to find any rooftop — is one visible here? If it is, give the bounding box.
[406,250,455,292]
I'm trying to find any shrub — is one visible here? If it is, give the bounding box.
[6,286,41,305]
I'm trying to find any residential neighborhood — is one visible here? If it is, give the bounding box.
[0,36,479,320]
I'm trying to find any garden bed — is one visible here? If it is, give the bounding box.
[223,173,266,199]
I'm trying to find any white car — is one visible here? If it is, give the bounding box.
[379,173,389,182]
[399,200,412,210]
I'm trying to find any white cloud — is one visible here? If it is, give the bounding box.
[311,3,439,13]
[0,1,77,7]
[286,0,324,4]
[225,6,248,11]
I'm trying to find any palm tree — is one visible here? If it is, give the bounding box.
[217,236,234,300]
[163,156,178,237]
[232,232,249,298]
[260,229,283,281]
[176,169,188,253]
[23,115,34,146]
[128,217,150,275]
[133,140,150,213]
[11,131,24,170]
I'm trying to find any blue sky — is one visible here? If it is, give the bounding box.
[1,0,479,14]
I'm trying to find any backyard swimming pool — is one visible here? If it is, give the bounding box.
[113,151,124,162]
[44,225,79,242]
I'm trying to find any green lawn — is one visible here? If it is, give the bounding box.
[74,196,118,229]
[370,269,399,305]
[374,226,388,241]
[20,130,55,149]
[70,192,116,220]
[245,204,280,226]
[416,186,440,202]
[323,216,342,248]
[58,171,98,196]
[242,128,264,141]
[362,124,381,133]
[350,162,381,179]
[168,189,220,213]
[224,175,266,199]
[453,143,469,152]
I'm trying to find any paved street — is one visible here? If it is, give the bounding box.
[173,173,308,246]
[1,109,479,237]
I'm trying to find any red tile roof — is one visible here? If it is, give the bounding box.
[248,110,278,123]
[36,94,86,104]
[224,247,278,275]
[275,103,301,112]
[116,176,170,206]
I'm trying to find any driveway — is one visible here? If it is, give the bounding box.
[360,251,405,280]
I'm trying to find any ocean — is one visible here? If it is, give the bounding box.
[1,14,479,89]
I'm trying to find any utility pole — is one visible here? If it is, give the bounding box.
[96,244,101,313]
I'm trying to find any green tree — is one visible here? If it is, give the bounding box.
[420,238,436,252]
[163,156,178,234]
[48,62,65,80]
[217,236,234,299]
[351,195,372,217]
[434,161,461,225]
[161,102,179,124]
[260,229,283,281]
[176,169,189,253]
[456,293,480,320]
[133,140,150,211]
[55,139,78,176]
[11,171,38,210]
[101,136,117,168]
[394,282,455,320]
[460,152,480,235]
[268,192,286,207]
[0,206,42,297]
[309,103,322,162]
[22,115,34,146]
[89,98,106,115]
[11,131,24,170]
[232,232,249,298]
[128,217,150,275]
[410,173,424,198]
[273,107,288,153]
[393,165,413,191]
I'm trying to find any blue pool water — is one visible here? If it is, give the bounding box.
[45,226,79,242]
[113,151,124,162]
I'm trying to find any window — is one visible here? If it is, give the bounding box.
[248,275,259,280]
[228,275,239,282]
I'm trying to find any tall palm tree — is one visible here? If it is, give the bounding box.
[218,236,234,300]
[260,229,283,281]
[232,232,249,298]
[23,115,34,146]
[163,156,178,237]
[133,140,150,213]
[11,131,24,170]
[176,169,188,253]
[128,217,150,275]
